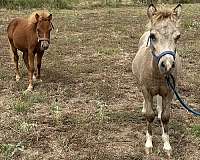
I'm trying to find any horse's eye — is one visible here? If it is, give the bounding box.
[175,34,181,42]
[150,33,156,41]
[49,27,52,31]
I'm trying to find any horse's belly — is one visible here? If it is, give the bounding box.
[13,35,27,52]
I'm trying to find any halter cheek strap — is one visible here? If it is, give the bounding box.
[37,31,50,42]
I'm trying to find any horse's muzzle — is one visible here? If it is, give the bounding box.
[40,40,49,51]
[158,56,175,75]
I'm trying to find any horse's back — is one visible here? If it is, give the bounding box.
[7,18,27,40]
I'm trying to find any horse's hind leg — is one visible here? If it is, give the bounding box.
[161,95,173,158]
[9,40,20,81]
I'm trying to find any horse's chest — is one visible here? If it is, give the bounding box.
[142,74,169,96]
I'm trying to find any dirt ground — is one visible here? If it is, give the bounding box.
[0,4,200,160]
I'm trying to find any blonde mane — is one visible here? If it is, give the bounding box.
[28,10,50,24]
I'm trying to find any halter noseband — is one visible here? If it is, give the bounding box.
[146,35,176,65]
[37,37,50,42]
[36,20,53,43]
[153,50,176,64]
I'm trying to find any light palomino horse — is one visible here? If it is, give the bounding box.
[7,10,53,91]
[132,4,182,157]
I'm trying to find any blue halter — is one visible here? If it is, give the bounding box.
[146,35,176,64]
[153,50,176,64]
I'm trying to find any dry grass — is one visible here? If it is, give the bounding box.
[0,4,200,160]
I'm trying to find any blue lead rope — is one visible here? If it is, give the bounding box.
[166,74,200,116]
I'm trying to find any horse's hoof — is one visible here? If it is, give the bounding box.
[26,85,33,92]
[33,75,37,81]
[37,78,43,82]
[145,147,153,155]
[163,145,172,159]
[164,149,172,159]
[16,75,20,81]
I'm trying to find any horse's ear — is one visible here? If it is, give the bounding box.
[147,4,157,19]
[48,14,52,21]
[173,4,182,19]
[35,13,40,22]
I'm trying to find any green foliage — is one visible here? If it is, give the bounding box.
[0,0,79,9]
[0,0,198,9]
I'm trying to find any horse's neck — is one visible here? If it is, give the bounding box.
[151,57,159,74]
[145,48,162,78]
[26,22,37,34]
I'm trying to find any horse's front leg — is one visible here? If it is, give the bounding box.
[36,51,44,81]
[161,94,173,158]
[27,50,35,91]
[143,89,155,154]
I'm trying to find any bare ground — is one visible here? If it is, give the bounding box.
[0,4,200,160]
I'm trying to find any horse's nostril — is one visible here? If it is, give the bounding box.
[172,62,175,68]
[161,62,165,68]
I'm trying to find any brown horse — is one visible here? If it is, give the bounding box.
[7,10,53,91]
[132,4,182,158]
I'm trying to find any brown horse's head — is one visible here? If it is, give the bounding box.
[35,13,53,51]
[147,4,182,75]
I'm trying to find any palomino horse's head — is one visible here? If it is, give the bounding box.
[147,4,182,75]
[35,13,53,51]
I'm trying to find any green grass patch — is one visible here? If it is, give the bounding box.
[11,92,46,113]
[183,19,200,30]
[0,142,24,160]
[13,100,32,113]
[17,121,36,133]
[50,101,63,125]
[97,47,120,56]
[191,125,200,138]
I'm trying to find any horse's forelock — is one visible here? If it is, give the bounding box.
[28,10,51,24]
[153,7,178,23]
[147,8,179,30]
